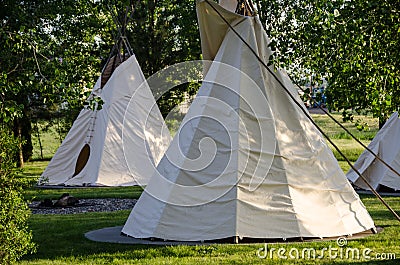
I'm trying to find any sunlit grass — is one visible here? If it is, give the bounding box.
[20,161,143,201]
[18,196,400,264]
[21,161,49,178]
[18,114,400,264]
[328,138,371,162]
[311,113,379,140]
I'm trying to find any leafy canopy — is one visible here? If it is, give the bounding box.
[254,0,399,127]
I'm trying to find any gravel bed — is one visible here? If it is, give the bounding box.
[29,198,137,215]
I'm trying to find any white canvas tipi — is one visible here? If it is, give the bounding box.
[122,0,375,241]
[39,54,171,186]
[347,112,400,191]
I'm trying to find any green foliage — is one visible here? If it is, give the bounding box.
[83,95,104,111]
[355,118,370,132]
[127,0,202,117]
[1,0,202,161]
[0,0,105,164]
[0,130,36,263]
[254,0,399,127]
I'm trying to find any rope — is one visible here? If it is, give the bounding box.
[293,81,400,179]
[203,0,400,222]
[85,110,98,145]
[252,0,400,179]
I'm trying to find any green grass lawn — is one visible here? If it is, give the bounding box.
[20,161,143,201]
[18,113,399,264]
[25,186,144,201]
[311,113,379,140]
[18,195,400,264]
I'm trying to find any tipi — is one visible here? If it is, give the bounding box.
[347,112,400,191]
[39,48,171,187]
[121,0,375,241]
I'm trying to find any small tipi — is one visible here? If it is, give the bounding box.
[347,112,400,191]
[121,0,375,241]
[39,52,171,187]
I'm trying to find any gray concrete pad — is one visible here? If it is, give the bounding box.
[85,226,381,246]
[85,226,212,245]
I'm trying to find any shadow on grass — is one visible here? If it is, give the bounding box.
[20,192,400,264]
[22,210,165,261]
[22,209,400,264]
[24,186,144,201]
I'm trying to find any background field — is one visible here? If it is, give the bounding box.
[28,113,379,174]
[19,113,400,264]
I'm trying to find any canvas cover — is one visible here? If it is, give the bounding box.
[122,0,375,241]
[39,55,171,186]
[347,112,400,190]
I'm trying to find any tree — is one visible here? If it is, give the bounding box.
[0,40,36,261]
[1,0,107,166]
[127,0,202,117]
[0,129,36,263]
[254,0,399,127]
[1,0,203,166]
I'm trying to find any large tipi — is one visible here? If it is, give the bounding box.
[347,112,400,191]
[121,0,375,241]
[39,51,171,187]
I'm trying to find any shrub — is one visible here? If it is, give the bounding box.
[0,130,36,264]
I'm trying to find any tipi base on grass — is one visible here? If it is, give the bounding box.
[85,226,381,245]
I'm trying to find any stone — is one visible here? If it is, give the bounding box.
[54,194,79,207]
[38,198,53,207]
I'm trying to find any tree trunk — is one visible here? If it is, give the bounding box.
[21,114,33,162]
[14,120,24,168]
[13,114,33,167]
[35,120,44,160]
[57,114,63,143]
